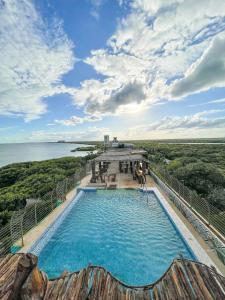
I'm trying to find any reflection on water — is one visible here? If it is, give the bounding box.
[0,142,94,167]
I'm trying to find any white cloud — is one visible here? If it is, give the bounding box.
[171,35,225,97]
[89,0,104,20]
[2,0,225,125]
[73,0,225,117]
[85,81,146,114]
[19,109,225,142]
[29,126,109,141]
[188,97,225,107]
[146,110,225,131]
[0,0,76,121]
[210,98,225,104]
[55,114,101,126]
[121,109,225,140]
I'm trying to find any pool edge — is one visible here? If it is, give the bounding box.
[27,190,84,255]
[150,187,220,273]
[26,187,220,274]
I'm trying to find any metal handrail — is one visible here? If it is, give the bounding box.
[140,176,149,203]
[151,165,225,238]
[150,167,225,265]
[0,165,89,256]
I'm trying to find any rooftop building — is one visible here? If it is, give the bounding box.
[1,147,225,299]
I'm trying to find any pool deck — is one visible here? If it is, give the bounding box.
[155,187,225,276]
[19,172,225,276]
[19,174,91,253]
[117,172,155,188]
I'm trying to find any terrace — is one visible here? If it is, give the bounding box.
[1,145,225,299]
[87,148,149,189]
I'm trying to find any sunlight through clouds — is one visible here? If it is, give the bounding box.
[1,0,225,140]
[72,0,225,119]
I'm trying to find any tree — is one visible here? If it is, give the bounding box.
[207,188,225,211]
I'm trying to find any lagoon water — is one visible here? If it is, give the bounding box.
[0,142,93,168]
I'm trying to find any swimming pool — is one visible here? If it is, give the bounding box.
[33,189,195,285]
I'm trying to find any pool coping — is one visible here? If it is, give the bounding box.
[27,190,84,255]
[142,187,219,273]
[27,187,220,274]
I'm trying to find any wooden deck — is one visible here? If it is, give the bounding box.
[1,253,225,299]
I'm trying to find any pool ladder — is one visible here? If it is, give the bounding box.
[141,181,149,203]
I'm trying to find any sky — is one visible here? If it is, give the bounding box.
[1,0,225,142]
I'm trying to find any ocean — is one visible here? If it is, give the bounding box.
[0,142,94,168]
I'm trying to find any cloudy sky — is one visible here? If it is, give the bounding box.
[1,0,225,142]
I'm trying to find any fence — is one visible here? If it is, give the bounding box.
[0,163,91,256]
[150,165,225,265]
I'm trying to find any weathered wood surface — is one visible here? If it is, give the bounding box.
[0,253,37,300]
[0,253,225,300]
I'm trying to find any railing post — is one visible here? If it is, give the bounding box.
[51,191,54,210]
[10,213,14,244]
[190,191,193,208]
[34,203,37,224]
[65,178,68,194]
[74,173,76,187]
[178,181,181,196]
[205,198,211,225]
[20,217,24,247]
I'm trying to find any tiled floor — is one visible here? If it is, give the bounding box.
[117,173,155,188]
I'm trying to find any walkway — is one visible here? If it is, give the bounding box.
[19,174,91,253]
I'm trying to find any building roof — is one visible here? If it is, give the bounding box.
[94,149,148,162]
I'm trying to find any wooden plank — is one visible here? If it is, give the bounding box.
[20,267,48,300]
[59,273,79,300]
[152,285,160,300]
[0,254,13,270]
[212,270,225,294]
[161,274,179,299]
[1,254,225,299]
[88,268,100,299]
[196,264,225,299]
[190,263,214,300]
[73,268,87,299]
[179,260,204,299]
[173,262,194,299]
[169,264,183,298]
[56,274,76,299]
[142,289,152,300]
[0,253,37,300]
[102,273,112,299]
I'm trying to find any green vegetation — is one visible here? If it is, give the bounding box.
[133,141,225,211]
[0,155,94,226]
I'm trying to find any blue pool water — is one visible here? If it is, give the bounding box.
[37,189,195,285]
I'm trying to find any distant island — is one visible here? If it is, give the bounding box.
[71,146,97,152]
